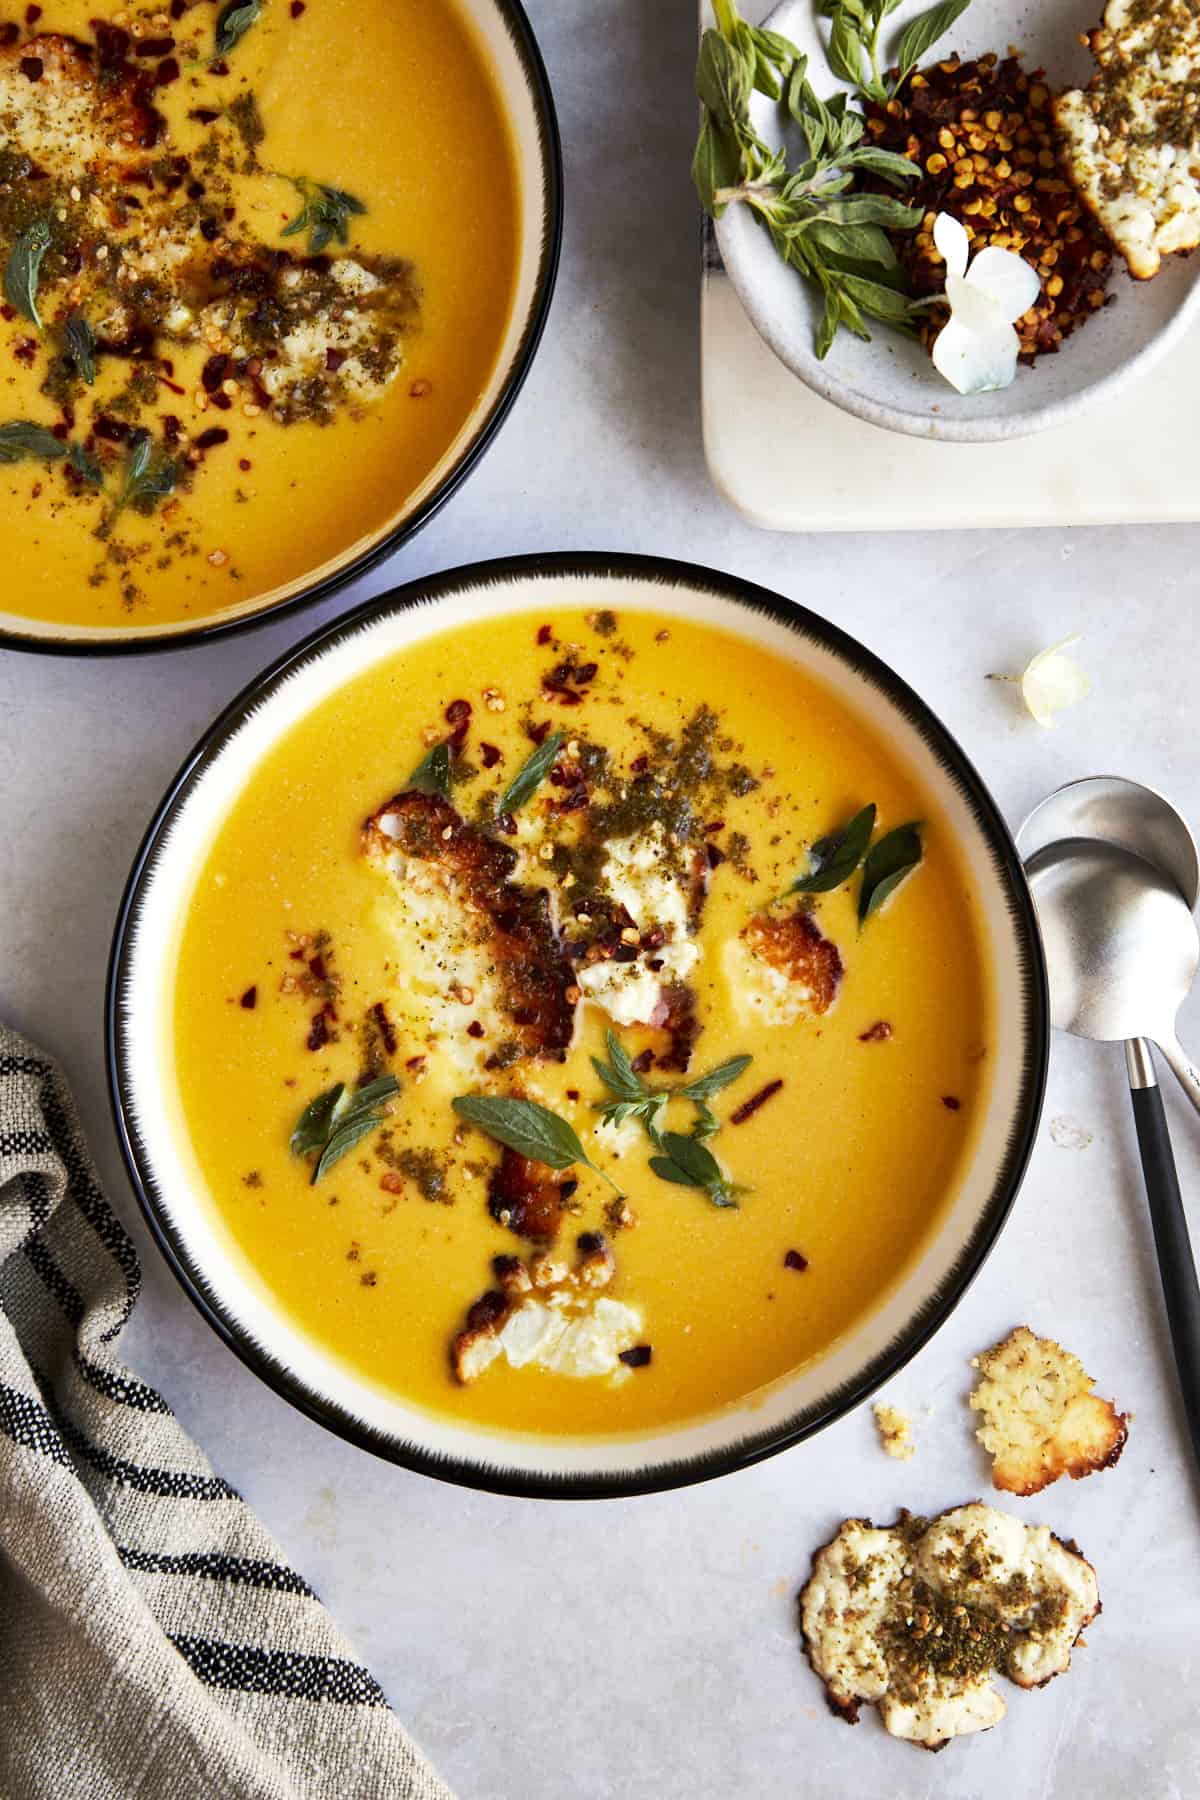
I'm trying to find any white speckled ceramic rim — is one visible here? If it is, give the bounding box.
[107,554,1048,1497]
[0,0,562,654]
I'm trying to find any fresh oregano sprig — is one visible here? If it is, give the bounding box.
[692,0,923,358]
[214,0,263,59]
[782,802,877,897]
[819,0,974,104]
[0,421,67,465]
[499,732,564,815]
[3,220,51,330]
[452,1094,624,1195]
[291,1074,400,1185]
[591,1030,752,1150]
[280,177,367,255]
[649,1132,744,1209]
[858,821,923,920]
[65,315,96,385]
[405,740,452,798]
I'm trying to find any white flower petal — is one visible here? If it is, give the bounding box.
[931,311,1020,396]
[1018,635,1091,728]
[945,272,1008,333]
[933,211,970,280]
[965,246,1042,323]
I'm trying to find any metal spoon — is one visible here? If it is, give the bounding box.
[1020,788,1200,1469]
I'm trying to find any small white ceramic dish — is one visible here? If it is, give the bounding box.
[713,0,1200,442]
[108,554,1047,1498]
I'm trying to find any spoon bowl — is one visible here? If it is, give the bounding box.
[1018,774,1200,910]
[1026,838,1200,1048]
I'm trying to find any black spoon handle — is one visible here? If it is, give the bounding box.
[1127,1038,1200,1472]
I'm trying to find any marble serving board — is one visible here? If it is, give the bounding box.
[702,231,1200,531]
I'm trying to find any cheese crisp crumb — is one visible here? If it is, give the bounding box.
[873,1403,915,1461]
[799,1504,1100,1751]
[969,1326,1128,1496]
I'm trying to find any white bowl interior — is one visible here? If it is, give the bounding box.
[112,562,1044,1492]
[714,0,1200,442]
[2,0,557,648]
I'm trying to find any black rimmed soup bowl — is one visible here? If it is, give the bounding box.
[108,554,1047,1497]
[1,0,560,655]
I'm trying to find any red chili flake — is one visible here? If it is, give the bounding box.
[194,426,229,450]
[575,662,598,684]
[199,216,220,242]
[784,1249,809,1272]
[480,742,502,769]
[210,56,229,74]
[210,391,233,411]
[306,1011,330,1052]
[942,1095,962,1111]
[49,419,68,440]
[705,843,726,870]
[630,755,649,774]
[536,623,553,646]
[135,35,175,55]
[0,303,12,320]
[170,0,187,17]
[308,953,328,984]
[325,347,347,372]
[445,698,471,726]
[155,56,180,86]
[290,0,306,14]
[731,1079,784,1126]
[467,1021,485,1039]
[24,3,41,22]
[496,810,517,836]
[859,1020,893,1043]
[238,457,252,471]
[0,22,17,45]
[704,819,726,835]
[380,1172,404,1194]
[239,986,257,1009]
[565,1088,580,1102]
[405,1054,427,1073]
[19,55,43,81]
[370,1000,396,1056]
[526,720,551,746]
[94,415,130,443]
[188,107,221,125]
[631,1049,655,1075]
[201,354,230,391]
[619,1345,652,1368]
[162,415,182,444]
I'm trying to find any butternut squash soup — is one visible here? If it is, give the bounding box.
[171,607,995,1438]
[0,0,521,634]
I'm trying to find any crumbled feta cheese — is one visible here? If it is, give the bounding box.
[724,910,842,1027]
[576,825,700,1028]
[452,1244,644,1385]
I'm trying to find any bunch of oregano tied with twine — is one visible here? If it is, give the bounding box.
[692,0,972,357]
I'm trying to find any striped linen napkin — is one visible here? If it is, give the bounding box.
[0,1022,453,1800]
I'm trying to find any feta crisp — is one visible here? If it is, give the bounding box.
[800,1504,1100,1751]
